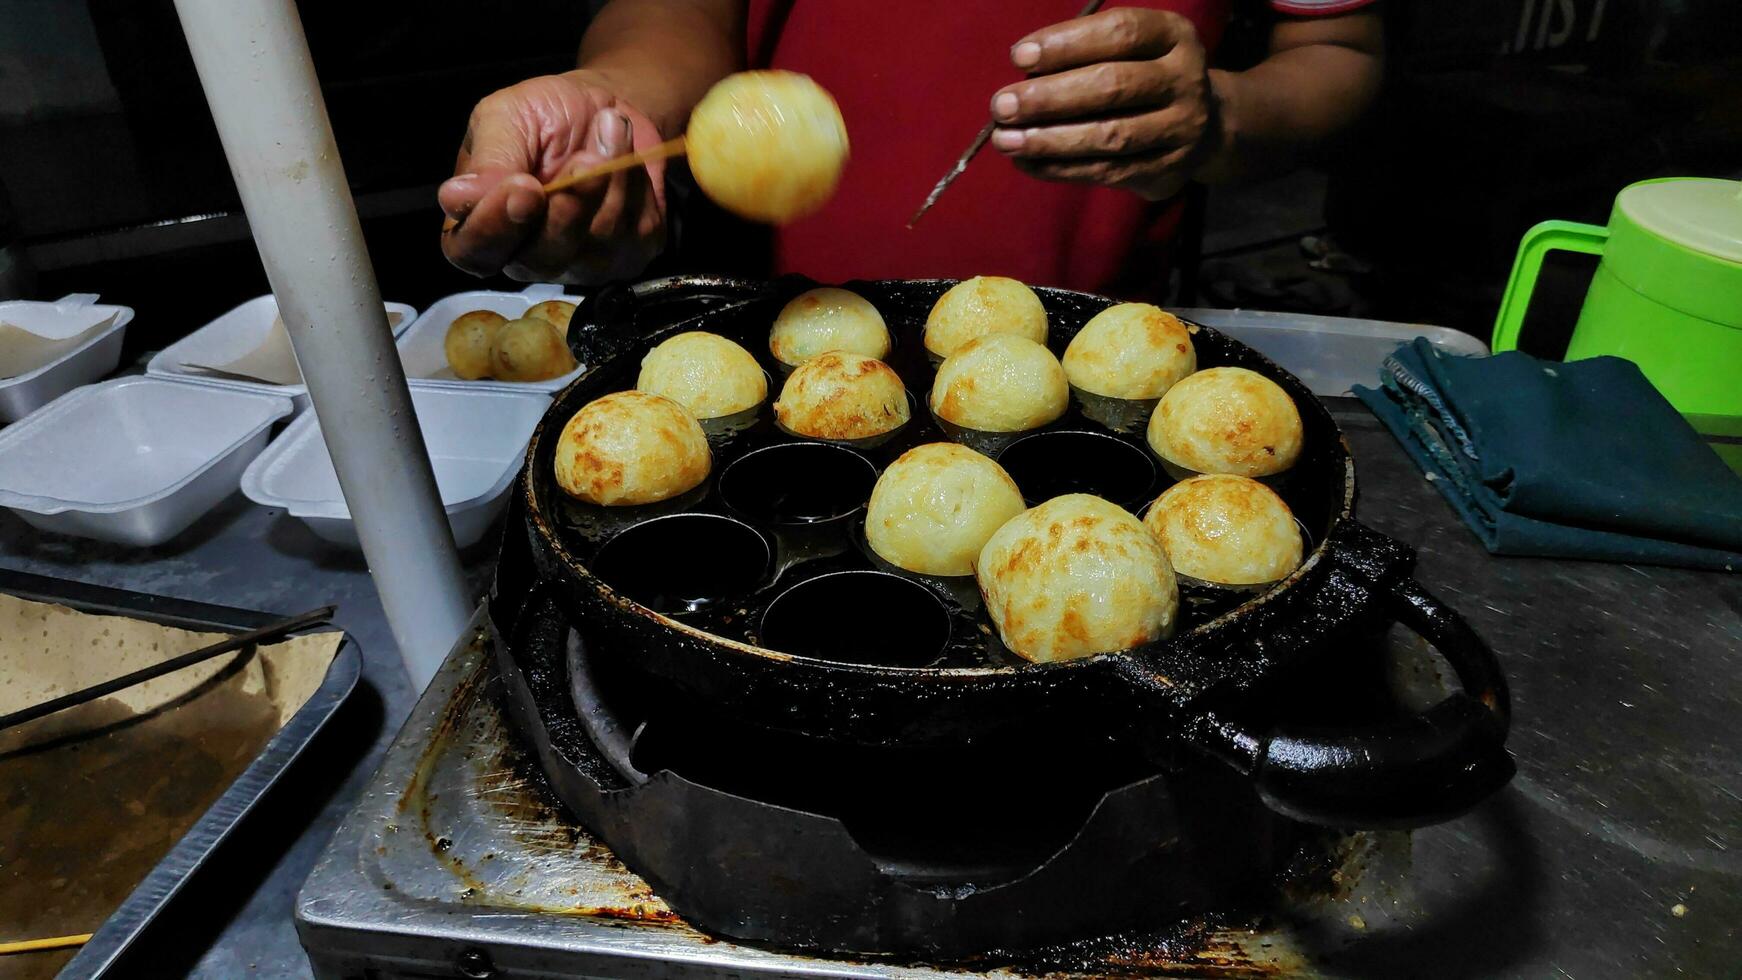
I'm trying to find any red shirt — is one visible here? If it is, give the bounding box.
[746,0,1368,297]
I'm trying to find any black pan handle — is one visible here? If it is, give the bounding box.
[1183,577,1514,829]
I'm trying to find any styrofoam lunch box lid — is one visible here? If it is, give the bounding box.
[146,294,418,397]
[1170,308,1489,397]
[0,376,293,514]
[397,283,584,394]
[0,294,135,387]
[241,385,549,521]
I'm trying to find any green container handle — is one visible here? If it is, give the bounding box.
[1491,220,1611,352]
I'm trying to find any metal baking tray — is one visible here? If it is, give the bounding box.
[0,568,360,979]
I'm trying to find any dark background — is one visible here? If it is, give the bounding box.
[1,0,1738,361]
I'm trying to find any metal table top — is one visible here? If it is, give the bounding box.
[2,401,1737,978]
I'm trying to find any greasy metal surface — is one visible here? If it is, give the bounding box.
[300,407,1742,979]
[0,570,359,980]
[1333,404,1742,979]
[300,611,1416,979]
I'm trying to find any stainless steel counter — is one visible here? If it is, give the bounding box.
[1,400,1737,978]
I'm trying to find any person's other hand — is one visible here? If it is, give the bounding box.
[988,8,1219,201]
[440,71,668,284]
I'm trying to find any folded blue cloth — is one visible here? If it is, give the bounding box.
[1355,339,1742,571]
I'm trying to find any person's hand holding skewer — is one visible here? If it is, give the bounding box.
[441,68,845,283]
[988,7,1219,203]
[439,71,670,284]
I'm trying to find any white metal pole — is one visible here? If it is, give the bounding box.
[171,0,472,690]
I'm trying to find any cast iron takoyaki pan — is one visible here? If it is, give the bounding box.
[514,275,1513,829]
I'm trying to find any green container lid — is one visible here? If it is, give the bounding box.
[1606,177,1742,328]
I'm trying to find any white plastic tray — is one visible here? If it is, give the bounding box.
[0,294,136,423]
[145,294,418,413]
[397,284,584,394]
[1170,308,1489,397]
[0,376,293,546]
[241,385,549,550]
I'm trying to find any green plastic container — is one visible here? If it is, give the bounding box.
[1493,177,1742,417]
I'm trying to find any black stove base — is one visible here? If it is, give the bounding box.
[492,584,1289,957]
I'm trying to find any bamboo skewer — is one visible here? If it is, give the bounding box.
[542,136,687,195]
[906,123,996,229]
[0,933,94,956]
[907,0,1107,227]
[443,136,687,234]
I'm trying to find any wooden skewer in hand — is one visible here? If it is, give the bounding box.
[445,71,846,234]
[441,137,686,234]
[541,136,689,195]
[442,137,685,234]
[908,0,1107,227]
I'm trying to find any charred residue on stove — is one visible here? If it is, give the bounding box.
[570,903,684,925]
[396,647,690,926]
[968,913,1300,979]
[490,585,1333,957]
[397,628,489,817]
[1272,825,1393,906]
[918,827,1394,978]
[404,626,1407,976]
[492,551,1460,961]
[399,651,491,897]
[469,705,617,865]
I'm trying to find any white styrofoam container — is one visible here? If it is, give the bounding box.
[397,283,584,394]
[0,295,136,423]
[145,294,418,413]
[0,376,293,546]
[241,385,548,549]
[1171,308,1489,397]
